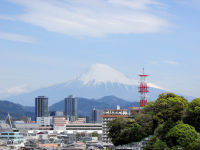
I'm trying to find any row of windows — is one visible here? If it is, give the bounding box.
[103,118,115,121]
[1,133,19,135]
[66,125,102,127]
[0,137,22,139]
[66,128,102,130]
[104,111,127,114]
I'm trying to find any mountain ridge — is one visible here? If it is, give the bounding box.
[0,95,140,120]
[0,100,35,120]
[7,64,166,106]
[0,94,195,120]
[49,95,140,117]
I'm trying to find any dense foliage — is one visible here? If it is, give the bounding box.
[107,118,144,146]
[166,123,199,149]
[184,98,200,132]
[107,93,200,149]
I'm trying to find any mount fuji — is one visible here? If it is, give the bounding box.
[8,64,166,106]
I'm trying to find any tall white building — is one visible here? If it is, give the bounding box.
[101,105,129,143]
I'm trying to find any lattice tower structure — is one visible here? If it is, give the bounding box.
[139,68,149,107]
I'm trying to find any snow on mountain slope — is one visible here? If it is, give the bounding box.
[77,64,138,86]
[76,64,163,88]
[8,64,165,106]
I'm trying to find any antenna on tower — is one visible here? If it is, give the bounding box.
[138,68,149,107]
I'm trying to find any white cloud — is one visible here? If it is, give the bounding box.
[108,0,162,10]
[150,61,159,65]
[0,85,29,98]
[0,15,15,21]
[150,60,179,65]
[175,0,200,8]
[0,32,35,43]
[4,0,171,37]
[6,85,29,94]
[164,60,178,65]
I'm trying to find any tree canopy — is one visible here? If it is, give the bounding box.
[166,123,199,149]
[184,98,200,132]
[108,117,144,146]
[153,93,188,124]
[107,93,200,149]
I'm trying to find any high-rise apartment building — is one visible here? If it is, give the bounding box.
[101,105,129,143]
[65,95,77,121]
[92,108,103,124]
[35,96,49,120]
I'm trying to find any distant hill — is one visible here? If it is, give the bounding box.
[50,95,140,117]
[0,92,194,121]
[0,100,34,120]
[0,95,139,120]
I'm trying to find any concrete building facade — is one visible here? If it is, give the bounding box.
[92,108,103,124]
[101,105,129,143]
[36,117,52,126]
[53,116,67,130]
[35,96,48,120]
[65,95,77,121]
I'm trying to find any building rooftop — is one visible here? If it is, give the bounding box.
[36,96,48,98]
[101,115,129,118]
[104,109,127,111]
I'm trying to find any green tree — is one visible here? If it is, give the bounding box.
[184,98,200,132]
[135,113,154,136]
[188,139,200,150]
[107,93,200,149]
[126,122,144,142]
[166,123,199,149]
[142,93,195,149]
[135,101,158,136]
[107,117,129,146]
[152,139,169,150]
[153,93,188,124]
[91,132,99,137]
[143,136,157,150]
[140,101,155,114]
[144,136,170,150]
[154,120,177,141]
[76,133,81,139]
[138,93,189,141]
[108,117,144,146]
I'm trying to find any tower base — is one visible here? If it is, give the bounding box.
[140,100,147,107]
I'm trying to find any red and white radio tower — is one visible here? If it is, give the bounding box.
[139,68,149,107]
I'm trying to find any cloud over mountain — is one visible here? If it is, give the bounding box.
[4,0,170,37]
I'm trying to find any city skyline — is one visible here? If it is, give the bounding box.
[0,0,200,99]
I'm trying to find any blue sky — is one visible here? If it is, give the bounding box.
[0,0,200,99]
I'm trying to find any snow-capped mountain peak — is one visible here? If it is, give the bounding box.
[76,64,137,86]
[76,64,163,89]
[8,63,166,106]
